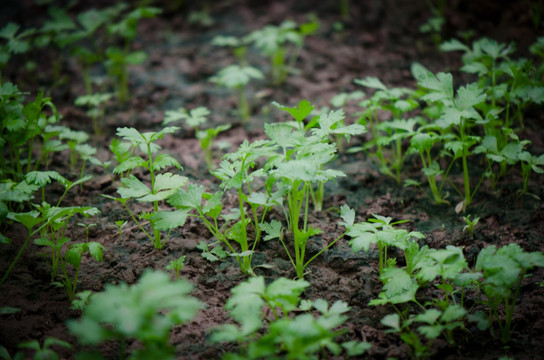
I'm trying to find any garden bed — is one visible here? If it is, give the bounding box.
[1,1,543,359]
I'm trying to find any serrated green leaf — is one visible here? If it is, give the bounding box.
[150,209,189,231]
[117,175,151,199]
[87,242,105,261]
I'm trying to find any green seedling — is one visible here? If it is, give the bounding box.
[411,245,479,308]
[474,243,544,343]
[169,139,276,275]
[1,200,99,293]
[440,37,514,108]
[31,201,102,299]
[71,290,93,311]
[68,270,203,359]
[461,215,479,239]
[166,255,186,279]
[347,213,424,274]
[381,304,466,360]
[473,134,529,190]
[114,220,128,241]
[163,106,231,169]
[0,22,36,71]
[56,239,104,301]
[244,18,319,85]
[196,240,228,262]
[104,126,188,249]
[517,150,544,197]
[108,137,133,178]
[210,65,264,122]
[407,131,449,204]
[263,129,347,279]
[63,7,122,95]
[419,0,446,47]
[106,6,162,102]
[211,35,249,65]
[210,276,371,359]
[272,99,366,211]
[104,47,146,103]
[328,90,366,151]
[59,128,89,173]
[17,337,72,360]
[34,6,78,89]
[74,93,113,135]
[0,83,60,181]
[77,222,96,242]
[352,77,419,183]
[413,63,489,211]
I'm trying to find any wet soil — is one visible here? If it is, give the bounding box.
[1,1,543,359]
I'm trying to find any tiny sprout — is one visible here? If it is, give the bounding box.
[166,255,186,279]
[77,222,96,242]
[462,215,480,239]
[115,220,128,241]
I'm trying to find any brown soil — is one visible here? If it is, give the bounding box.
[1,1,543,359]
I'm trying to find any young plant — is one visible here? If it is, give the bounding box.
[64,7,122,95]
[381,304,466,360]
[166,255,186,279]
[0,22,36,71]
[196,240,227,262]
[272,99,366,211]
[106,6,162,102]
[0,172,94,287]
[210,276,371,359]
[352,77,420,183]
[413,63,488,211]
[0,83,60,181]
[163,106,231,169]
[114,220,128,241]
[346,213,425,274]
[68,270,203,359]
[17,337,72,360]
[210,65,264,122]
[407,131,449,205]
[74,92,113,135]
[419,0,446,47]
[517,150,544,197]
[211,35,249,65]
[474,243,544,343]
[31,201,103,299]
[77,222,96,242]
[168,139,275,275]
[244,18,319,85]
[462,215,479,239]
[104,126,188,250]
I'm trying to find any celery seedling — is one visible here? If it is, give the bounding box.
[74,93,113,135]
[413,64,488,211]
[68,270,203,359]
[169,139,276,275]
[163,106,231,169]
[106,6,162,102]
[17,337,72,360]
[347,213,425,274]
[210,276,371,359]
[461,215,479,239]
[105,126,188,249]
[210,65,264,122]
[244,18,319,85]
[475,243,544,343]
[166,255,186,279]
[352,76,419,183]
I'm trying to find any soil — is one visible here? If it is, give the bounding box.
[1,0,543,359]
